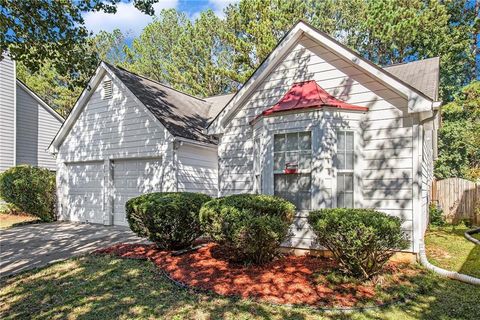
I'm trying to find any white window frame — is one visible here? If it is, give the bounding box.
[272,130,313,211]
[253,137,262,194]
[335,130,355,208]
[273,131,312,174]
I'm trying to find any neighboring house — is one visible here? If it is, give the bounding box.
[0,55,64,172]
[50,21,440,254]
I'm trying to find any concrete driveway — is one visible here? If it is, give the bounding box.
[0,222,145,277]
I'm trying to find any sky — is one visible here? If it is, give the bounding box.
[82,0,237,38]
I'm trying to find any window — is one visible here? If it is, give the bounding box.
[102,80,113,99]
[336,131,354,208]
[254,138,261,193]
[273,132,312,210]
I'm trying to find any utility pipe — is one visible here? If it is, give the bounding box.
[419,242,480,286]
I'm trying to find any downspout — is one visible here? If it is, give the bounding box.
[416,106,480,286]
[419,243,480,285]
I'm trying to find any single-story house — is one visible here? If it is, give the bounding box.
[49,21,440,253]
[0,55,64,172]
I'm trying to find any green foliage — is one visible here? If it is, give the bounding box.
[0,165,56,222]
[435,81,480,181]
[126,9,236,97]
[0,202,22,215]
[1,0,158,87]
[199,194,295,264]
[429,203,445,227]
[126,192,211,250]
[308,208,409,279]
[4,0,478,114]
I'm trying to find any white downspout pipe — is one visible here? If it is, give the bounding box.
[419,242,480,285]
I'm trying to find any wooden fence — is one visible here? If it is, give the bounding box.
[431,178,480,225]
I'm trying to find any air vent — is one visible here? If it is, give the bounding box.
[102,80,113,99]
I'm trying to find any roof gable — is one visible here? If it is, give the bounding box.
[50,63,220,152]
[16,79,64,123]
[104,63,216,144]
[207,21,438,134]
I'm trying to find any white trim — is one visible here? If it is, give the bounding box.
[16,80,64,123]
[333,130,355,208]
[174,136,217,150]
[412,123,421,253]
[13,59,16,166]
[48,65,106,153]
[208,21,435,135]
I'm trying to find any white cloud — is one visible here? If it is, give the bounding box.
[208,0,238,18]
[83,0,178,37]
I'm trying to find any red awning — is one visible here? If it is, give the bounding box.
[254,80,368,122]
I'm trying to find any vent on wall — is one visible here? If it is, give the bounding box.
[102,80,113,99]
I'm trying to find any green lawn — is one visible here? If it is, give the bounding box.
[425,225,480,278]
[1,255,479,320]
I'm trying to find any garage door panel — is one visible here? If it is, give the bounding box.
[66,162,104,224]
[113,158,162,226]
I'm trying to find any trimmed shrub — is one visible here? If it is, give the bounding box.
[199,194,296,264]
[0,165,56,221]
[429,202,445,226]
[126,192,211,250]
[308,208,409,279]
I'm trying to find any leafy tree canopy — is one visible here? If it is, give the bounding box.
[435,81,480,181]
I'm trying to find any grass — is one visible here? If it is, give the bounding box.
[0,255,479,320]
[425,225,480,278]
[0,213,38,229]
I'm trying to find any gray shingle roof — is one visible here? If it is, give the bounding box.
[383,57,440,101]
[204,93,235,119]
[105,62,218,144]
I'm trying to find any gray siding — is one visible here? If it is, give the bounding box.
[0,56,15,171]
[217,35,417,251]
[16,83,63,170]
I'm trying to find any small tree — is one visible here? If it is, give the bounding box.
[0,165,56,221]
[308,208,409,279]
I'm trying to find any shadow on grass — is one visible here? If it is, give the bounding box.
[0,255,478,320]
[460,243,480,278]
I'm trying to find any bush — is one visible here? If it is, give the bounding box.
[429,202,445,226]
[0,202,23,215]
[199,194,295,264]
[0,165,56,221]
[308,208,409,279]
[126,192,211,250]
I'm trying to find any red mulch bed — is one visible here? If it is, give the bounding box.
[94,243,412,307]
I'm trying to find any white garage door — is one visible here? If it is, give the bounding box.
[66,162,104,224]
[112,158,163,226]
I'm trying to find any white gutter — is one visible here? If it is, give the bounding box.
[173,136,217,149]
